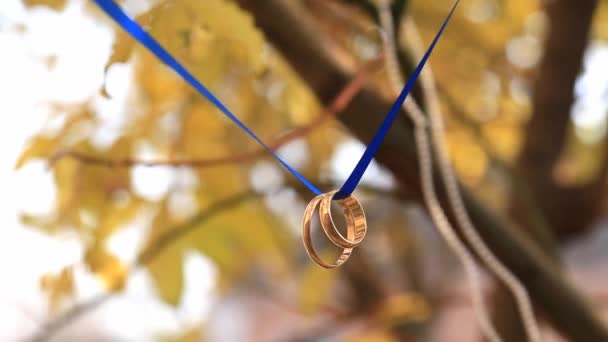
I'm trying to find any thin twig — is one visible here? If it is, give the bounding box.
[28,294,111,342]
[48,56,383,169]
[137,191,259,265]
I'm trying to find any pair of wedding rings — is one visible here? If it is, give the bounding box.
[302,190,367,268]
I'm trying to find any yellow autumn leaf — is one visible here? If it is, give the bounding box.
[375,293,432,326]
[147,242,184,305]
[101,29,135,97]
[95,196,143,242]
[298,258,336,314]
[133,0,266,88]
[346,330,395,342]
[594,0,608,40]
[159,325,205,342]
[40,266,74,312]
[22,0,67,11]
[555,131,607,186]
[68,139,131,215]
[102,3,161,74]
[104,30,134,72]
[446,129,488,184]
[85,245,128,291]
[52,158,80,227]
[189,222,245,289]
[15,135,58,169]
[135,51,188,112]
[204,201,287,267]
[482,121,523,162]
[20,213,54,230]
[102,6,158,75]
[187,201,285,284]
[138,193,288,291]
[180,102,230,159]
[179,0,266,72]
[141,202,187,305]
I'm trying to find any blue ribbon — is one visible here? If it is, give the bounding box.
[92,0,459,199]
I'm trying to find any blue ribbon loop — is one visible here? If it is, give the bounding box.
[92,0,459,199]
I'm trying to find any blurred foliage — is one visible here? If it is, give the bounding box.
[19,0,345,315]
[23,0,67,10]
[16,0,608,339]
[39,266,74,312]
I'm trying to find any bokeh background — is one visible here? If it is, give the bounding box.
[1,0,608,341]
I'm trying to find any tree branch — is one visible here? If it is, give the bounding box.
[499,1,599,338]
[235,0,608,340]
[28,294,111,342]
[48,56,382,169]
[516,0,601,238]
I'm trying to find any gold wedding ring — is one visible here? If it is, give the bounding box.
[320,190,367,249]
[302,194,354,268]
[301,191,367,268]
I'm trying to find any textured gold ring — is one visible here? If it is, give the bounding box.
[302,194,354,269]
[319,190,367,249]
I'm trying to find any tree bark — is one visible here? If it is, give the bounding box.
[496,1,600,340]
[516,0,601,238]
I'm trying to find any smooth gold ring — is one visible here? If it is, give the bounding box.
[302,194,354,269]
[319,190,367,249]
